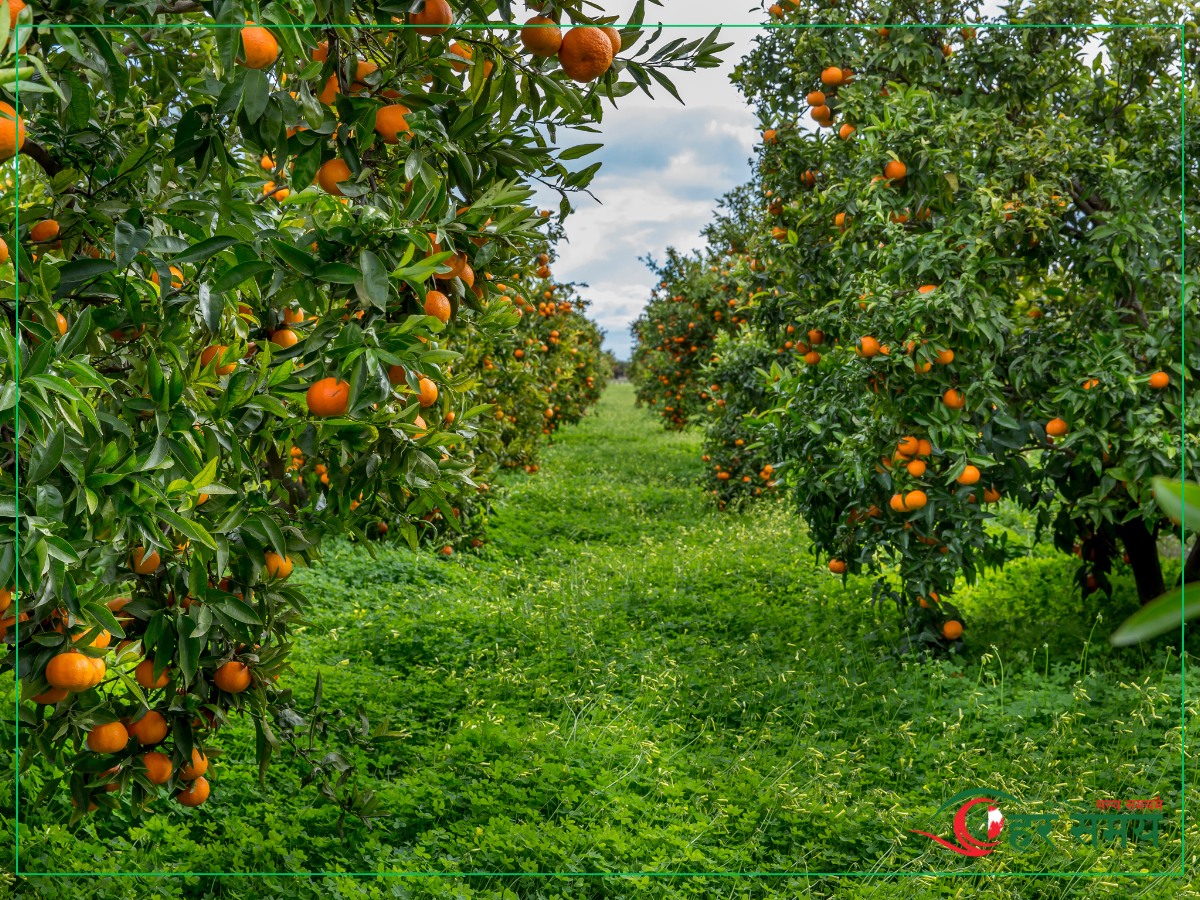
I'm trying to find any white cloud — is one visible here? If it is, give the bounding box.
[535,15,759,358]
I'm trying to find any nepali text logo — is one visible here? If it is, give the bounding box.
[911,788,1164,857]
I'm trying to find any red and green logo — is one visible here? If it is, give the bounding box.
[910,789,1019,856]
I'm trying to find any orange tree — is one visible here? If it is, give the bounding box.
[718,0,1199,649]
[630,245,748,429]
[699,329,783,508]
[0,0,725,817]
[632,0,1199,650]
[631,184,785,503]
[453,267,610,540]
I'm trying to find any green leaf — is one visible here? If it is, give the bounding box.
[27,425,65,485]
[356,249,389,308]
[55,259,116,289]
[270,239,317,276]
[198,284,222,333]
[1152,477,1200,533]
[172,236,241,265]
[243,69,270,123]
[1110,583,1200,646]
[558,142,603,161]
[213,260,273,293]
[315,262,362,284]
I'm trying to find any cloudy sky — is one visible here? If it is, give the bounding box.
[532,3,764,359]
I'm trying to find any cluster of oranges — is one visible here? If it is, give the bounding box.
[520,15,622,83]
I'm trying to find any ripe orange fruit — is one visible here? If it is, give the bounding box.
[142,751,173,784]
[0,237,8,264]
[317,158,352,196]
[1046,417,1068,437]
[897,436,919,456]
[1082,378,1100,390]
[45,651,95,692]
[602,26,622,55]
[803,351,821,365]
[806,90,825,106]
[0,100,25,160]
[72,627,111,650]
[904,490,928,510]
[0,585,10,614]
[934,348,955,364]
[906,459,926,477]
[130,546,160,574]
[149,266,184,290]
[522,15,562,55]
[425,290,452,323]
[917,284,938,294]
[839,123,855,140]
[86,656,106,688]
[177,776,210,807]
[86,721,130,754]
[200,345,236,375]
[135,658,171,689]
[884,159,907,181]
[240,23,279,69]
[558,27,614,82]
[857,336,880,357]
[180,749,209,780]
[448,41,473,72]
[352,58,379,88]
[942,388,965,409]
[316,74,341,105]
[128,709,169,745]
[810,104,831,122]
[264,551,293,579]
[214,660,252,693]
[956,464,981,485]
[888,493,906,513]
[916,439,933,457]
[410,0,453,36]
[942,620,963,640]
[820,66,843,86]
[30,686,68,704]
[29,219,59,242]
[55,312,68,335]
[307,377,350,417]
[829,559,847,574]
[834,211,848,231]
[1148,371,1170,389]
[417,377,438,407]
[270,328,299,349]
[374,104,411,144]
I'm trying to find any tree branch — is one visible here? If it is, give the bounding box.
[20,140,63,178]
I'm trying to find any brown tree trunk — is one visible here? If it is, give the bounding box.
[1117,517,1166,604]
[1184,537,1200,585]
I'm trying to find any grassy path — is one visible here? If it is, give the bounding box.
[12,383,1199,899]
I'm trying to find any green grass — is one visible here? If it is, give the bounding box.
[6,383,1199,898]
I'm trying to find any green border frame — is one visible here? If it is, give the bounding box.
[9,17,1190,883]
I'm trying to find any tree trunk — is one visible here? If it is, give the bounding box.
[1184,536,1200,585]
[1117,517,1166,604]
